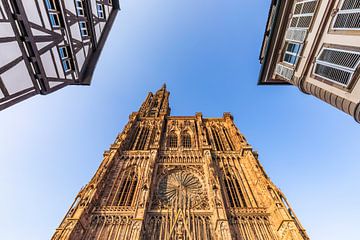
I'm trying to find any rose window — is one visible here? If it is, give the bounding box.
[158,171,202,205]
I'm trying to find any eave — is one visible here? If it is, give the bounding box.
[258,0,294,86]
[78,1,121,85]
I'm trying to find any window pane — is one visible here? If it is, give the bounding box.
[284,54,297,65]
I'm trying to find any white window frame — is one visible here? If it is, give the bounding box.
[79,21,88,37]
[59,46,73,73]
[283,42,302,66]
[49,12,61,28]
[314,47,360,87]
[45,0,62,28]
[45,0,57,11]
[97,3,105,19]
[290,0,318,29]
[332,0,360,30]
[75,0,85,17]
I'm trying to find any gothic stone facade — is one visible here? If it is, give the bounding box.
[259,0,360,123]
[0,0,119,110]
[52,85,308,240]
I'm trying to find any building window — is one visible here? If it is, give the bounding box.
[45,0,62,28]
[283,42,301,65]
[45,0,56,10]
[290,0,318,29]
[58,46,73,73]
[223,171,247,208]
[79,21,88,37]
[136,127,150,150]
[314,47,360,87]
[75,0,85,16]
[182,133,191,148]
[333,0,360,30]
[49,13,61,27]
[114,169,138,206]
[97,3,105,19]
[168,133,178,148]
[211,127,225,151]
[223,128,234,151]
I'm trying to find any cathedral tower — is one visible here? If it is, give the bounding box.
[52,85,308,240]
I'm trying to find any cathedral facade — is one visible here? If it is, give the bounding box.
[52,85,308,240]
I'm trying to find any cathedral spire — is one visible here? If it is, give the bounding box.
[52,86,308,240]
[138,84,170,117]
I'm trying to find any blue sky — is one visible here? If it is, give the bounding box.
[0,0,360,239]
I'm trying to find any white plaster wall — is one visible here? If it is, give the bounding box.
[37,0,52,30]
[0,22,14,38]
[64,0,76,15]
[41,51,58,78]
[22,1,42,26]
[49,81,63,88]
[0,1,6,19]
[1,61,33,94]
[70,23,82,42]
[76,50,85,70]
[0,41,22,68]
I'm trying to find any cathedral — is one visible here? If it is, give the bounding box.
[52,85,308,240]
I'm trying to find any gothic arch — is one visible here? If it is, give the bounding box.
[222,166,248,208]
[181,130,192,149]
[167,131,179,148]
[113,165,139,206]
[210,126,226,151]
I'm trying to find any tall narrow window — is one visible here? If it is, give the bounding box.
[97,3,105,19]
[182,133,191,148]
[314,47,360,87]
[58,46,73,73]
[283,42,301,65]
[223,171,247,208]
[211,128,225,151]
[115,170,138,206]
[168,133,178,148]
[129,126,141,150]
[333,0,360,30]
[45,0,63,28]
[79,21,88,37]
[223,128,234,151]
[74,0,84,16]
[136,127,150,150]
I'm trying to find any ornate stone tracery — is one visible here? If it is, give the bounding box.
[52,86,308,240]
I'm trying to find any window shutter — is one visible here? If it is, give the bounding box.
[314,47,360,87]
[333,0,360,30]
[275,63,294,81]
[285,28,308,42]
[290,0,318,29]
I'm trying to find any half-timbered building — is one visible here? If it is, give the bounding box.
[0,0,119,110]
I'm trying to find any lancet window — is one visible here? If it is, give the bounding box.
[168,132,178,148]
[136,127,150,150]
[223,169,247,208]
[129,126,150,150]
[114,168,138,206]
[223,128,234,151]
[181,132,192,148]
[211,127,225,151]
